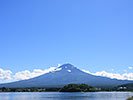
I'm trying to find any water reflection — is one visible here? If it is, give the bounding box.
[0,92,132,100]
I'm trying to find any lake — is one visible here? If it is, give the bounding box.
[0,92,132,100]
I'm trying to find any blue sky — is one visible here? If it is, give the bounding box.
[0,0,133,82]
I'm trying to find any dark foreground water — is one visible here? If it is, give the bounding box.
[0,92,132,100]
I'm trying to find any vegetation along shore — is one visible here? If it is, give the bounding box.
[0,83,132,92]
[126,96,133,100]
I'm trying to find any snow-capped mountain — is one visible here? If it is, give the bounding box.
[0,64,132,88]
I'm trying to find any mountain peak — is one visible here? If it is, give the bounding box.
[58,63,75,69]
[56,63,78,73]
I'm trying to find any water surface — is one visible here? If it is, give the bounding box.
[0,92,132,100]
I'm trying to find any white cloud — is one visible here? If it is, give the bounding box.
[13,66,64,81]
[82,69,133,80]
[13,67,133,81]
[128,67,133,69]
[14,67,56,81]
[0,64,63,81]
[0,68,12,81]
[57,64,61,67]
[0,64,133,83]
[82,69,91,74]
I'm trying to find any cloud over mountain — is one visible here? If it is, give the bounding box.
[0,68,12,81]
[13,67,56,81]
[82,70,133,81]
[0,65,133,83]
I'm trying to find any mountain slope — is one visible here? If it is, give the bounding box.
[0,64,132,88]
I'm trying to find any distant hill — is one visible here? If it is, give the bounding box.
[118,83,133,88]
[116,83,133,91]
[0,64,132,88]
[59,84,95,92]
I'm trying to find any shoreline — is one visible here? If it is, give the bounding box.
[0,91,132,93]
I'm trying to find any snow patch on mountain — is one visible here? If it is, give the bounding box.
[52,68,62,72]
[67,70,71,72]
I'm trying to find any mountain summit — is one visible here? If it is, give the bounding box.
[0,64,132,88]
[59,63,74,68]
[57,63,80,72]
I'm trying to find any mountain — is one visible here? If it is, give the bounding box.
[0,64,132,88]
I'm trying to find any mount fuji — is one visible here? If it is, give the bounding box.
[0,64,132,88]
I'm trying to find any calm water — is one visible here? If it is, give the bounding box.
[0,92,132,100]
